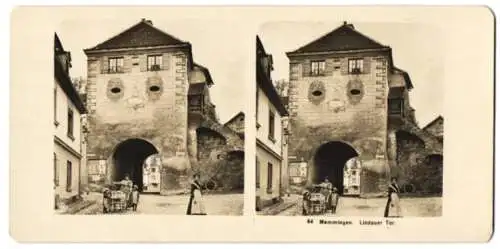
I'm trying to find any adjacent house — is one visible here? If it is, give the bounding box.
[256,36,289,210]
[224,111,245,139]
[423,115,444,142]
[54,33,88,209]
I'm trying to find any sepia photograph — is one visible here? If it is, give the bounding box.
[9,6,493,243]
[53,18,246,215]
[256,21,444,217]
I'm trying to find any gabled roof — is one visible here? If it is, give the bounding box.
[84,19,190,52]
[422,115,444,131]
[54,33,87,114]
[287,22,390,55]
[224,111,245,126]
[193,63,214,86]
[256,36,288,116]
[394,67,414,90]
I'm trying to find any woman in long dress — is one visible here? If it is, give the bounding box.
[186,173,207,215]
[384,177,402,217]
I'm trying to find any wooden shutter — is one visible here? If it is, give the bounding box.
[100,56,108,74]
[256,157,260,188]
[140,54,148,72]
[302,60,311,77]
[363,57,371,74]
[267,163,273,191]
[162,53,170,70]
[66,161,72,192]
[123,55,132,73]
[340,58,348,75]
[54,153,59,186]
[325,59,334,76]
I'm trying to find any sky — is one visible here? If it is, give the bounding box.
[56,18,250,123]
[258,21,444,127]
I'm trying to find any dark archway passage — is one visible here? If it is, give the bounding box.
[112,139,158,192]
[313,141,358,195]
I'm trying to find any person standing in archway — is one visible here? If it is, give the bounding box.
[120,175,134,208]
[322,177,333,191]
[186,173,207,215]
[384,177,402,217]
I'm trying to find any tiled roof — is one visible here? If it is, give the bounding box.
[288,22,389,54]
[54,33,87,114]
[422,116,444,131]
[256,36,288,116]
[84,19,189,52]
[224,111,245,126]
[193,63,214,86]
[394,67,414,90]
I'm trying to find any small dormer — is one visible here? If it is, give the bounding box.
[189,63,214,86]
[256,36,274,81]
[54,33,72,74]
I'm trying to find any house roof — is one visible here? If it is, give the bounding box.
[394,67,414,90]
[193,63,214,86]
[287,22,390,55]
[54,33,87,114]
[256,36,288,116]
[422,115,444,131]
[188,83,206,96]
[224,111,245,126]
[84,19,189,52]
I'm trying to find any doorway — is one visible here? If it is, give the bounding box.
[312,141,359,195]
[112,138,158,192]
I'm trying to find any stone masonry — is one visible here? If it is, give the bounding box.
[83,19,244,194]
[285,22,443,197]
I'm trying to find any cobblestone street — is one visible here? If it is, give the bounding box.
[264,194,442,217]
[77,192,243,215]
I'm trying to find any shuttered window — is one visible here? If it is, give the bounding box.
[268,110,275,141]
[147,55,163,71]
[388,98,404,115]
[66,161,72,192]
[348,58,364,74]
[267,163,273,192]
[108,57,124,73]
[53,153,59,186]
[311,60,326,76]
[256,157,260,188]
[67,108,74,139]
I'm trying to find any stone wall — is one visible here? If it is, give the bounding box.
[85,48,190,193]
[196,127,227,161]
[287,52,390,196]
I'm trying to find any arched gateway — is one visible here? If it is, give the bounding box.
[311,141,359,195]
[111,138,159,192]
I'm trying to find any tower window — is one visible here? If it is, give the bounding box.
[389,98,404,115]
[147,55,163,71]
[108,57,124,73]
[311,60,326,76]
[268,110,275,141]
[348,58,364,74]
[67,108,74,139]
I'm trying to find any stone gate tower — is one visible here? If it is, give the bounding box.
[83,19,243,194]
[286,22,442,197]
